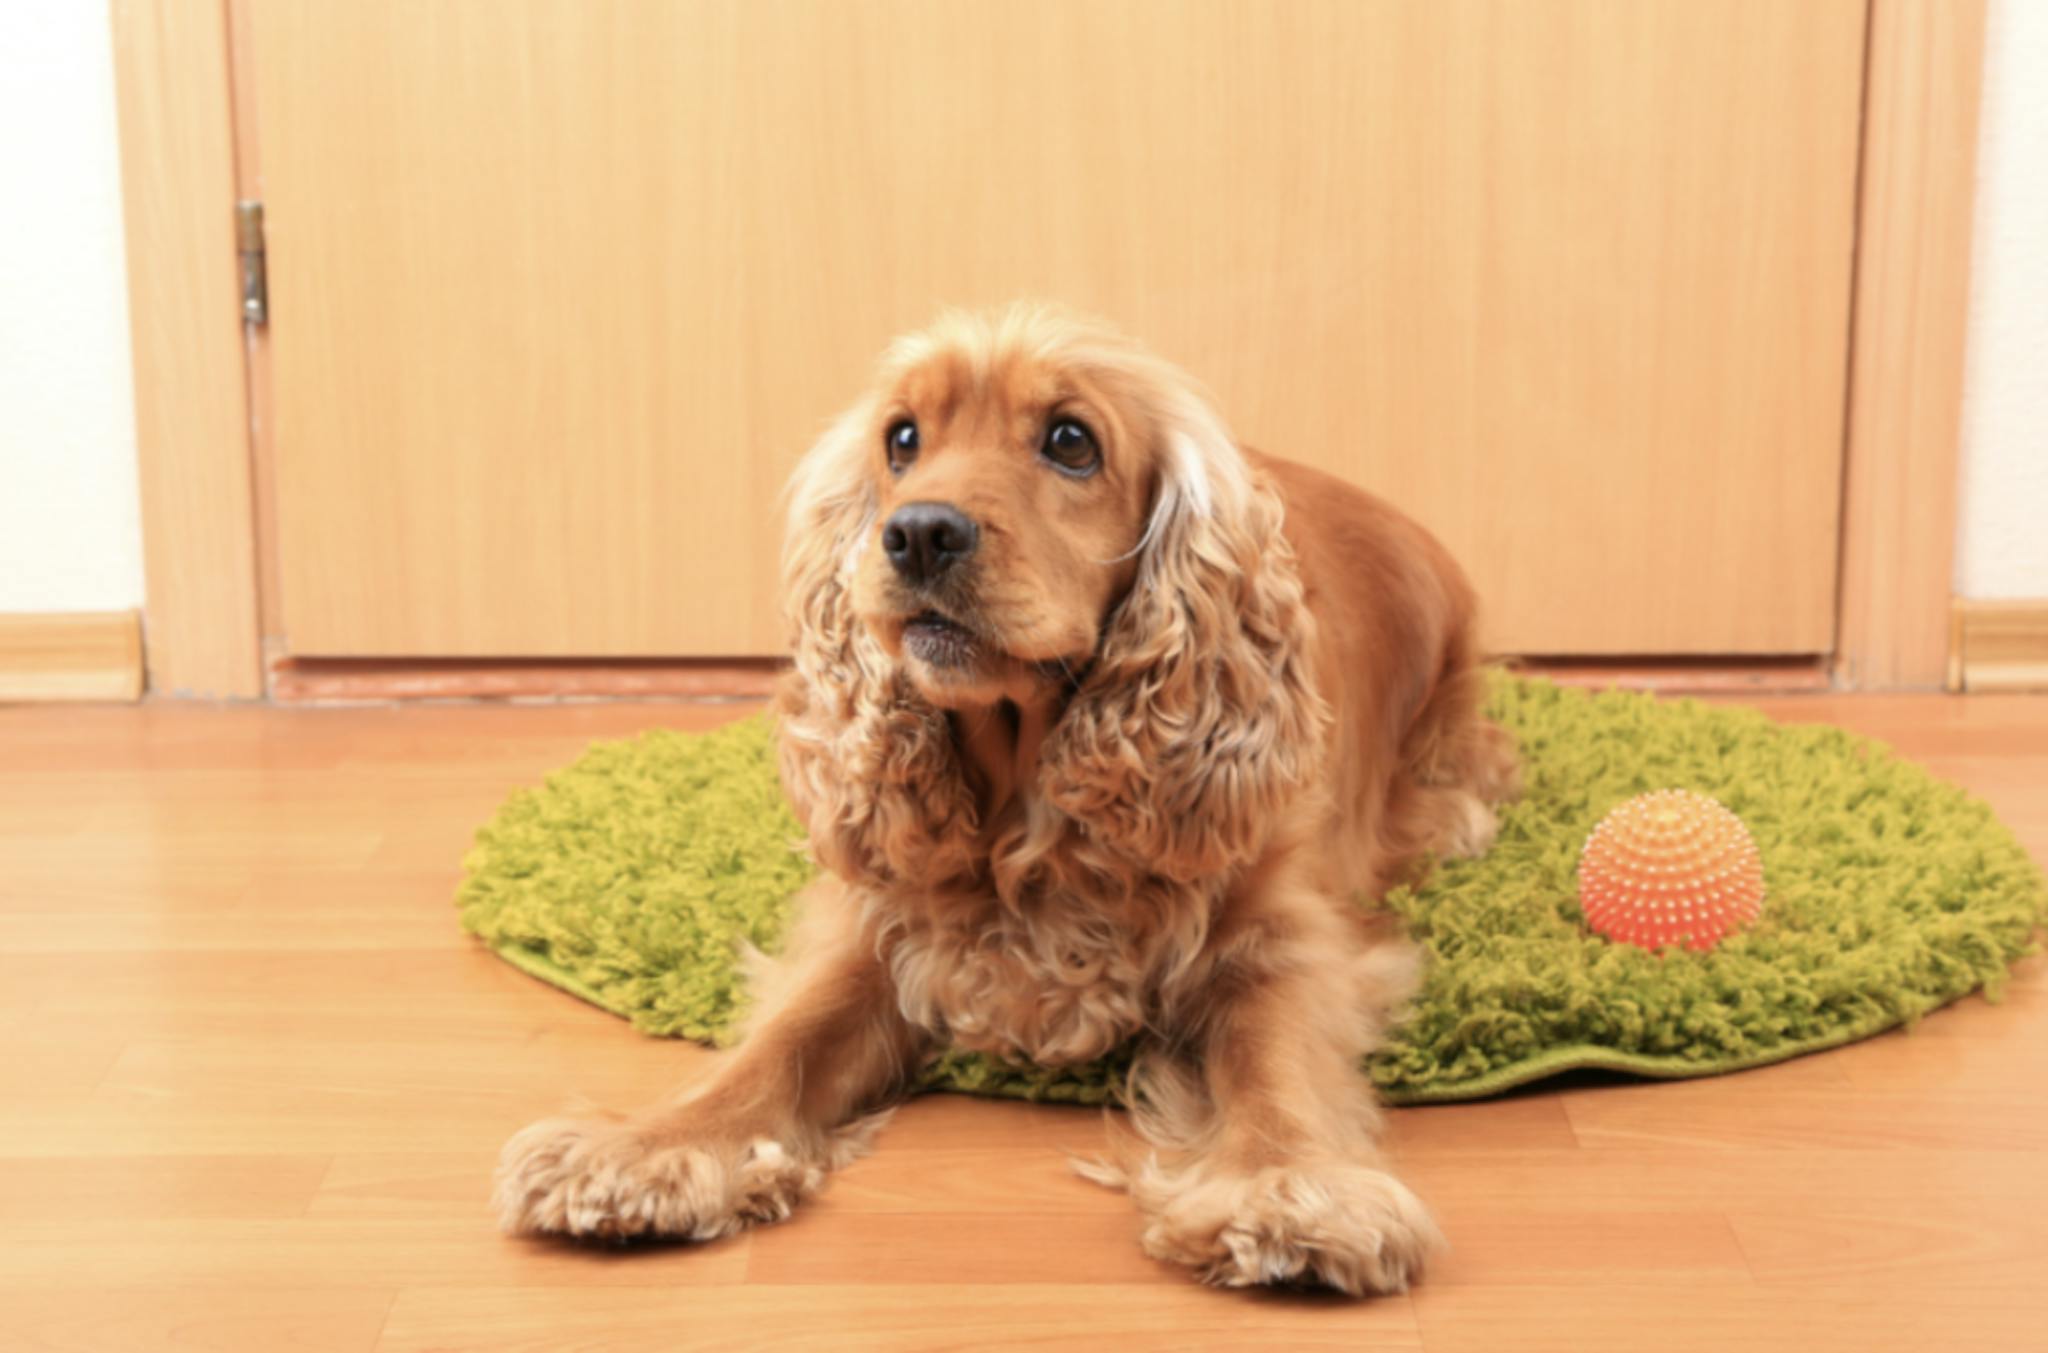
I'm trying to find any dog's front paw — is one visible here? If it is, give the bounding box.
[1139,1160,1444,1296]
[493,1113,820,1242]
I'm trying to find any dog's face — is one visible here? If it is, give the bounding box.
[848,333,1156,708]
[782,305,1327,889]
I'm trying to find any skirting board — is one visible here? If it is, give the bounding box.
[1510,656,1831,696]
[1955,600,2048,692]
[0,612,145,703]
[269,657,785,704]
[261,655,1827,705]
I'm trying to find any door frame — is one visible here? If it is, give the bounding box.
[1834,0,1989,691]
[110,0,1987,698]
[110,0,264,698]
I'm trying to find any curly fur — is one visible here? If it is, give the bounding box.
[775,328,1326,897]
[777,403,984,888]
[1036,442,1329,885]
[496,304,1519,1297]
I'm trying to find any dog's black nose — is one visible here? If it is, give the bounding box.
[882,502,979,585]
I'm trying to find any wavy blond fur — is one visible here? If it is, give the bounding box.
[778,310,1326,899]
[496,305,1518,1298]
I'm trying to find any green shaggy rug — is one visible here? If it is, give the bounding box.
[456,678,2046,1106]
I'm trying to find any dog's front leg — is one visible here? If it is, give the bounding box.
[1119,896,1443,1295]
[494,877,924,1241]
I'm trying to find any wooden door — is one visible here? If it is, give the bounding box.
[246,0,1868,658]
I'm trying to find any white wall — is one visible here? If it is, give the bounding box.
[0,2,144,614]
[1955,0,2048,601]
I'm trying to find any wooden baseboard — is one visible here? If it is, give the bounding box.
[1507,656,1833,696]
[269,657,784,704]
[1954,600,2048,692]
[0,612,145,703]
[259,653,1829,706]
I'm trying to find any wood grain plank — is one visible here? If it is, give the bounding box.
[1820,1016,2048,1089]
[0,1031,128,1096]
[819,1148,1136,1217]
[0,1154,331,1223]
[1411,1283,2039,1353]
[870,1094,1121,1156]
[1563,1085,2048,1153]
[310,1152,504,1219]
[98,1032,709,1108]
[1385,1095,1585,1157]
[0,905,466,954]
[0,1287,397,1353]
[1421,1209,1752,1288]
[375,1284,1422,1353]
[0,693,2041,1352]
[746,1211,1168,1287]
[1404,1148,2048,1211]
[1729,1197,2048,1290]
[0,1220,747,1291]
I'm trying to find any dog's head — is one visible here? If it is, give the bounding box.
[778,304,1324,888]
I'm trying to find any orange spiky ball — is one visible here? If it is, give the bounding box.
[1577,789,1764,952]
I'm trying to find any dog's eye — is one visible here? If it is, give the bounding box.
[885,419,919,472]
[1042,418,1100,476]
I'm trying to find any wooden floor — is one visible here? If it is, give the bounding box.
[1,692,2044,1352]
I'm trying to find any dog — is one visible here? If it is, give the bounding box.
[495,304,1518,1295]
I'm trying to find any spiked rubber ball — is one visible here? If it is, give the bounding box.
[1578,789,1765,952]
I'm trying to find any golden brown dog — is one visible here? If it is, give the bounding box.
[495,304,1518,1295]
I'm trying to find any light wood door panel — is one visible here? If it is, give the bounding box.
[250,0,1866,657]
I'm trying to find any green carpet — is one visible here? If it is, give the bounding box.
[456,678,2047,1106]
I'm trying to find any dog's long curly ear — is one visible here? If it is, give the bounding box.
[1042,402,1328,884]
[775,402,981,889]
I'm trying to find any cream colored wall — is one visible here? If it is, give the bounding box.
[1955,0,2048,601]
[0,2,144,613]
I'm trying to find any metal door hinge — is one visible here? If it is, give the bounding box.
[236,200,267,326]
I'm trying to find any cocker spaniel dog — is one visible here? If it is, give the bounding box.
[496,304,1518,1295]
